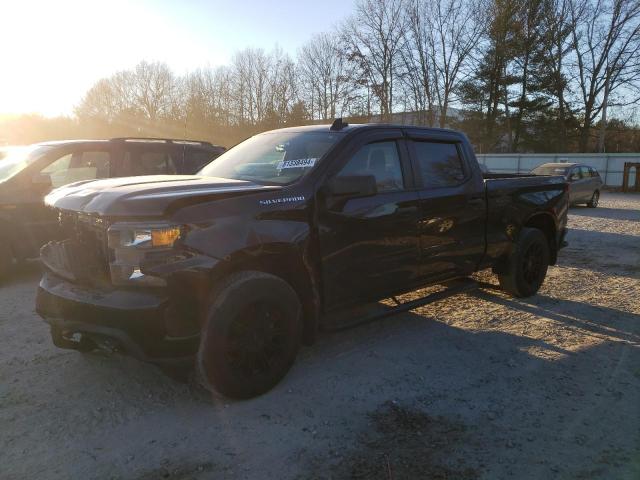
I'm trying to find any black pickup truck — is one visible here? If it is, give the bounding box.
[36,121,568,398]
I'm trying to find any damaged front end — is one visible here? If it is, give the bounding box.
[36,210,215,364]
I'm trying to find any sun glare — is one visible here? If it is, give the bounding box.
[0,0,218,117]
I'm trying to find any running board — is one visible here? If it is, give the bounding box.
[322,278,479,332]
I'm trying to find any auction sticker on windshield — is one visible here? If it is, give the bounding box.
[277,158,317,170]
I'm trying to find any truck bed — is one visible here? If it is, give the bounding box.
[482,173,568,265]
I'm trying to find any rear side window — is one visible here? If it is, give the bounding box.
[568,168,581,181]
[412,141,465,188]
[589,167,599,177]
[122,149,177,176]
[185,148,219,174]
[579,166,590,178]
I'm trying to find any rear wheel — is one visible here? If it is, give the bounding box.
[587,190,599,208]
[498,227,550,298]
[197,271,302,399]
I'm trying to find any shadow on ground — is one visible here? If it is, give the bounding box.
[3,277,639,480]
[569,205,640,222]
[296,300,639,480]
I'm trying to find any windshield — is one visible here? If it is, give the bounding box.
[531,165,570,176]
[0,145,52,182]
[198,131,343,185]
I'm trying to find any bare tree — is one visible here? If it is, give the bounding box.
[424,0,485,127]
[268,47,299,125]
[75,71,137,121]
[402,0,437,125]
[183,66,235,129]
[298,32,356,120]
[231,48,272,125]
[342,0,409,119]
[131,61,180,121]
[568,0,640,151]
[70,0,640,152]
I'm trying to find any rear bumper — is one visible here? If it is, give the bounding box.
[36,272,199,364]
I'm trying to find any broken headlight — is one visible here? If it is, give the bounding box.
[107,224,183,287]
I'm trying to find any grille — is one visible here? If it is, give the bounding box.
[58,211,111,285]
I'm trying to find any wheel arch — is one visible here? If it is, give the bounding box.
[207,243,321,345]
[523,212,557,265]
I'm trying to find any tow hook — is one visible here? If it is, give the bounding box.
[50,327,96,352]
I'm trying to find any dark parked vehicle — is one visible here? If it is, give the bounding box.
[36,122,568,398]
[0,138,224,276]
[532,162,602,207]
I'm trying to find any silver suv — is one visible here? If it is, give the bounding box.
[532,163,603,207]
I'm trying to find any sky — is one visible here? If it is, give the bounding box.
[0,0,356,117]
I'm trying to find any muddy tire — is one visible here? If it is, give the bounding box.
[197,271,302,399]
[498,227,550,298]
[587,190,599,208]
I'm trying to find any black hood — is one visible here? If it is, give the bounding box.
[45,175,281,217]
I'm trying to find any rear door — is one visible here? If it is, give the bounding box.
[406,130,486,280]
[317,129,421,309]
[580,166,597,199]
[572,166,591,202]
[588,167,603,190]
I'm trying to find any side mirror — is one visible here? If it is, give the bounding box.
[327,175,378,198]
[32,173,52,187]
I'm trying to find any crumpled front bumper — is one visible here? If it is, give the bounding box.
[36,272,200,364]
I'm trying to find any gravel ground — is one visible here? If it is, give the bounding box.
[1,192,639,480]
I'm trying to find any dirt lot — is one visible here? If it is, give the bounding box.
[1,192,639,480]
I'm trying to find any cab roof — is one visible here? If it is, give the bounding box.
[536,162,580,168]
[260,123,464,136]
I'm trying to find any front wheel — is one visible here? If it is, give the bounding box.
[197,271,302,399]
[498,227,550,298]
[587,190,599,208]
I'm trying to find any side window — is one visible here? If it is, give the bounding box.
[185,148,217,174]
[590,168,599,178]
[412,141,465,188]
[123,150,177,176]
[336,141,404,192]
[41,151,110,188]
[568,168,580,181]
[41,153,72,176]
[580,166,590,178]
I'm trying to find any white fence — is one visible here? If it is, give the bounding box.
[475,153,640,186]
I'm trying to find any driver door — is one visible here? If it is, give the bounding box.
[317,130,421,310]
